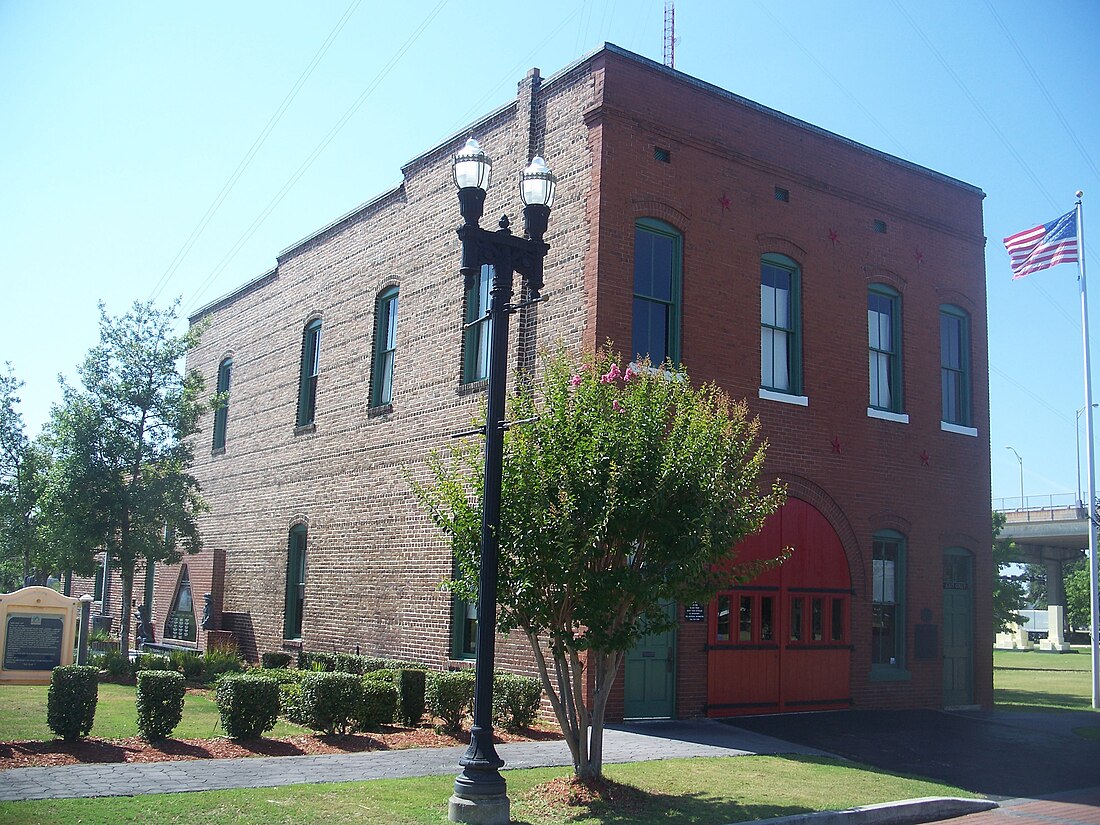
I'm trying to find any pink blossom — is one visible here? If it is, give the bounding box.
[602,363,622,383]
[623,366,638,382]
[613,399,623,413]
[569,374,582,387]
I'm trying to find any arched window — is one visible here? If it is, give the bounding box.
[760,254,801,394]
[871,529,907,674]
[632,218,682,365]
[868,284,903,412]
[284,524,307,640]
[212,357,232,450]
[371,287,399,407]
[463,265,492,383]
[940,305,970,426]
[297,319,322,426]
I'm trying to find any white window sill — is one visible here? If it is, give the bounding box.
[867,407,909,424]
[941,421,978,437]
[759,388,808,407]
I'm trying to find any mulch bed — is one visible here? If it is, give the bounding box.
[0,725,562,771]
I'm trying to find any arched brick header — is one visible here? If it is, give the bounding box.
[630,199,690,230]
[935,287,977,314]
[777,473,866,596]
[287,515,310,531]
[862,265,907,292]
[938,530,980,552]
[756,234,807,263]
[868,509,912,536]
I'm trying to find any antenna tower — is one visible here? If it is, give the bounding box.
[663,1,675,68]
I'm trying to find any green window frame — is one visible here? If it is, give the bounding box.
[632,218,682,366]
[463,265,492,384]
[371,287,399,407]
[452,597,477,659]
[871,530,906,674]
[284,524,307,640]
[868,285,902,412]
[760,254,801,394]
[297,319,322,426]
[940,305,970,426]
[212,357,232,450]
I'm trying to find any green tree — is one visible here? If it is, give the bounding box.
[416,347,785,779]
[1063,558,1090,631]
[0,365,58,590]
[992,511,1027,634]
[46,300,207,647]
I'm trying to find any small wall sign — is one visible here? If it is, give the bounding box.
[684,602,705,623]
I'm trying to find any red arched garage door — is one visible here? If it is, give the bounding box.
[707,498,852,716]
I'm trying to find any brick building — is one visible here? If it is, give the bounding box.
[94,44,992,717]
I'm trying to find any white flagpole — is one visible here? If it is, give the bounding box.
[1077,191,1099,710]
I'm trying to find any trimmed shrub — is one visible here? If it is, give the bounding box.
[250,667,304,686]
[280,681,308,727]
[47,665,99,741]
[216,674,281,739]
[426,670,475,733]
[299,672,361,735]
[396,668,427,727]
[261,651,292,669]
[135,670,185,741]
[493,672,543,730]
[356,676,398,731]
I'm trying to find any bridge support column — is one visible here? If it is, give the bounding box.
[1040,559,1071,652]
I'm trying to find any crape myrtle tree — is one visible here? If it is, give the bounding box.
[47,300,207,647]
[415,346,785,779]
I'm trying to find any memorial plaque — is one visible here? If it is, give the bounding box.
[684,602,705,623]
[3,613,64,671]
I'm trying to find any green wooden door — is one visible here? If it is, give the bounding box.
[943,550,973,706]
[624,602,676,719]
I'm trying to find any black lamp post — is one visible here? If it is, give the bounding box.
[448,138,556,824]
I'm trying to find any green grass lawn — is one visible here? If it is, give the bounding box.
[994,648,1097,712]
[0,755,975,825]
[0,683,309,741]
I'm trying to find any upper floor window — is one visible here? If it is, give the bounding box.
[212,357,232,450]
[297,319,321,426]
[868,285,902,412]
[761,254,801,394]
[940,305,970,427]
[463,265,492,384]
[632,219,682,366]
[284,524,307,640]
[871,530,905,671]
[371,288,399,407]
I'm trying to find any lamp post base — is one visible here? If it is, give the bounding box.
[448,791,510,824]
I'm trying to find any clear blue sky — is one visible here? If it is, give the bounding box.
[2,0,1098,508]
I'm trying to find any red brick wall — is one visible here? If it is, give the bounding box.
[158,46,990,714]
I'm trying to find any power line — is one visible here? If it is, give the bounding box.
[184,0,451,314]
[149,0,363,304]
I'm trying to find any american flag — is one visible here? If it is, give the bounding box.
[1003,210,1078,279]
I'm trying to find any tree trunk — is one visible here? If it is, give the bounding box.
[118,560,135,652]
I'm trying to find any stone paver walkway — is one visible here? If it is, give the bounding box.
[0,720,820,802]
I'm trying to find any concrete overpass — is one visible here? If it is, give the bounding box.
[997,501,1088,650]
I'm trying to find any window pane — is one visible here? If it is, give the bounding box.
[811,598,824,641]
[633,296,668,364]
[771,331,789,391]
[870,351,891,408]
[739,596,753,641]
[716,595,730,641]
[790,598,803,641]
[760,596,774,641]
[872,604,896,664]
[831,598,845,642]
